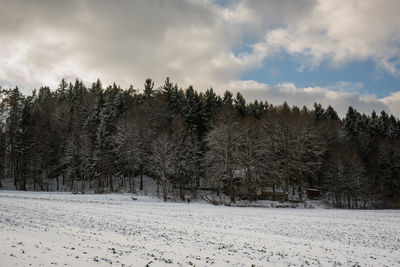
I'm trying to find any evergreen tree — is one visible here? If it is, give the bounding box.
[14,96,33,190]
[234,92,247,116]
[248,100,267,119]
[183,86,207,138]
[1,87,24,188]
[324,105,339,121]
[312,103,325,121]
[144,78,154,97]
[203,88,221,123]
[0,77,398,207]
[162,77,174,96]
[344,106,361,138]
[222,90,233,106]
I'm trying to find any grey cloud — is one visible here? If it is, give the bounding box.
[245,0,400,73]
[0,0,399,118]
[229,80,392,117]
[0,0,238,91]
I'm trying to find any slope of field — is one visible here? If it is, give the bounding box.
[0,191,399,266]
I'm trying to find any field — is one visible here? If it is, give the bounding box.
[0,191,399,266]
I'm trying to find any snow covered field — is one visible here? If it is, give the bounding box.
[0,191,399,266]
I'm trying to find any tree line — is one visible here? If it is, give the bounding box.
[0,78,399,208]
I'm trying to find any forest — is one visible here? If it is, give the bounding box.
[0,78,399,208]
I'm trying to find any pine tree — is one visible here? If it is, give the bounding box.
[144,78,154,97]
[94,91,119,192]
[182,86,207,139]
[0,77,399,207]
[222,90,233,106]
[162,77,174,96]
[1,87,23,188]
[312,103,325,121]
[203,88,221,124]
[248,100,267,119]
[234,92,247,116]
[344,106,362,138]
[324,105,339,121]
[0,122,6,188]
[14,96,33,190]
[56,79,68,101]
[168,85,185,113]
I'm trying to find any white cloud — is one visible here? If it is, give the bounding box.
[0,0,399,117]
[242,0,400,73]
[0,0,242,91]
[381,92,400,116]
[226,80,395,117]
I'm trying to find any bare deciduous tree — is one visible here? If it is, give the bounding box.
[151,133,174,201]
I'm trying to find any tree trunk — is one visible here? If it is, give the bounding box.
[33,172,36,190]
[292,183,295,197]
[228,170,235,203]
[354,195,358,208]
[347,194,351,208]
[336,194,340,208]
[219,184,223,205]
[81,170,86,193]
[56,175,59,191]
[109,175,114,192]
[72,174,75,192]
[191,178,197,200]
[179,184,184,200]
[297,171,302,200]
[46,169,50,192]
[96,175,101,193]
[140,165,143,191]
[157,177,160,197]
[162,175,167,202]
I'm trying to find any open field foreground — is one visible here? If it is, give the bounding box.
[0,191,399,267]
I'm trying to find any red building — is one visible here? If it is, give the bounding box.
[306,188,320,199]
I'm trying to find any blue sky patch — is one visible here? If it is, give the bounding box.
[241,51,400,98]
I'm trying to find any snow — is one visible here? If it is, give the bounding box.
[1,191,399,266]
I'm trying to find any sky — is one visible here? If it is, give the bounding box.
[1,0,400,117]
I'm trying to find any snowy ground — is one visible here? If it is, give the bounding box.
[0,191,399,267]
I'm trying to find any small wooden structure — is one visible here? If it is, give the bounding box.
[306,188,320,199]
[256,185,273,197]
[232,169,288,201]
[256,182,287,201]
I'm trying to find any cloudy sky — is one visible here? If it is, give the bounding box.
[1,0,400,116]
